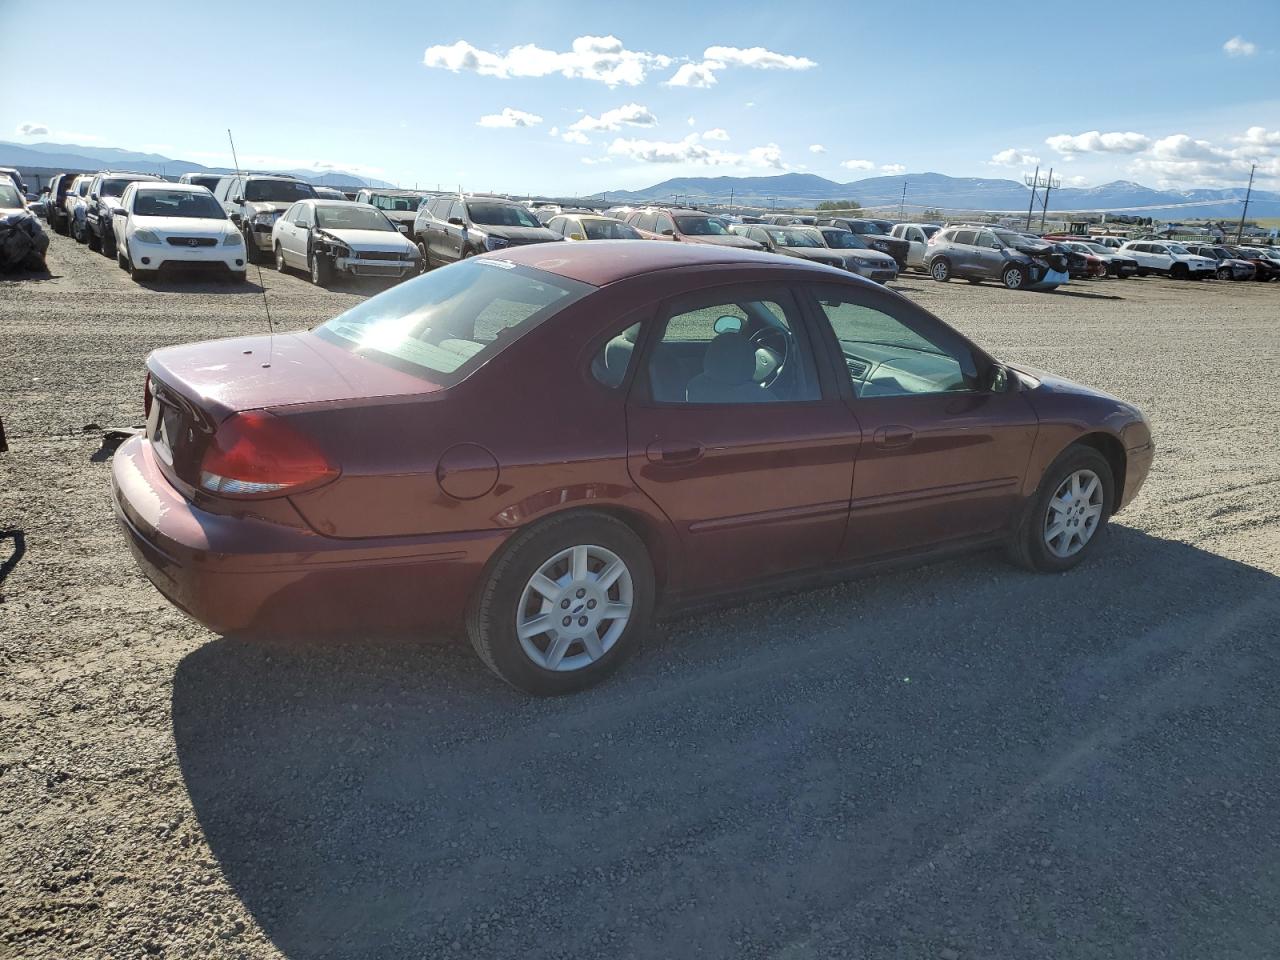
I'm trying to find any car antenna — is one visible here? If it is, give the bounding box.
[227,128,275,369]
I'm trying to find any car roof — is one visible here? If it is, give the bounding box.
[491,238,847,287]
[132,181,208,191]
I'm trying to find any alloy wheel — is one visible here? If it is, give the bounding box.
[515,544,633,672]
[1043,469,1104,558]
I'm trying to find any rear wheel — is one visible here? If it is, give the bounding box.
[929,258,951,282]
[467,511,654,695]
[1002,264,1027,290]
[1008,444,1114,573]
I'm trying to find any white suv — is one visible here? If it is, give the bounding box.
[889,222,940,269]
[111,182,246,282]
[1118,240,1217,279]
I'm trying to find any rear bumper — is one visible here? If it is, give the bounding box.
[110,436,508,635]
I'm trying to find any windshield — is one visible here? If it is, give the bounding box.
[316,205,395,231]
[1082,243,1110,255]
[819,230,868,249]
[674,215,731,236]
[994,230,1032,247]
[102,178,151,198]
[0,183,22,208]
[467,202,542,228]
[371,193,425,212]
[133,190,225,219]
[245,179,317,202]
[315,259,589,385]
[582,219,642,240]
[767,228,822,248]
[1166,244,1190,255]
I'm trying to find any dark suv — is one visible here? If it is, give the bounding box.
[214,174,318,263]
[354,188,438,235]
[43,173,79,235]
[815,217,910,269]
[925,225,1070,290]
[85,171,163,256]
[413,195,559,269]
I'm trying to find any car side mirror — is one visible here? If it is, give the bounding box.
[112,207,127,217]
[570,233,586,241]
[232,195,244,205]
[988,364,1014,393]
[660,228,675,237]
[713,315,743,335]
[448,216,464,226]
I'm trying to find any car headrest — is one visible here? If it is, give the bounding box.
[702,332,756,385]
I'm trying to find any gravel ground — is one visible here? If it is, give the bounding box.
[2,233,1279,959]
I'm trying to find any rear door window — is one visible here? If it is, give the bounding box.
[953,230,977,245]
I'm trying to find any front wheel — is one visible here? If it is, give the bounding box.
[275,243,289,274]
[243,229,264,264]
[929,258,951,282]
[1216,266,1232,281]
[416,241,430,272]
[101,226,117,258]
[466,511,655,695]
[309,250,333,287]
[1002,264,1027,290]
[1007,444,1115,573]
[1170,262,1189,280]
[87,222,101,251]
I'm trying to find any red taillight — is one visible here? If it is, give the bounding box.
[198,411,338,498]
[143,373,153,419]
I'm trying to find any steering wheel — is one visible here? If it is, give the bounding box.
[749,325,791,388]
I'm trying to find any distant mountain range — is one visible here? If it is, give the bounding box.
[0,140,394,189]
[604,171,1280,220]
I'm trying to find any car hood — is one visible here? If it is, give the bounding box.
[133,215,233,237]
[475,224,560,243]
[380,210,417,224]
[779,247,846,266]
[244,201,293,215]
[100,196,126,210]
[684,233,763,249]
[317,228,416,252]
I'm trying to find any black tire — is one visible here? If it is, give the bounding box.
[309,249,333,287]
[72,217,85,244]
[274,243,289,274]
[1217,266,1232,281]
[117,247,129,270]
[243,229,264,264]
[416,240,430,272]
[929,258,951,282]
[466,511,655,695]
[1007,444,1115,573]
[87,221,101,252]
[1001,264,1028,290]
[1136,267,1149,277]
[1170,262,1188,280]
[101,223,117,258]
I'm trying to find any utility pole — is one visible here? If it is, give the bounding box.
[1039,167,1059,232]
[1024,165,1041,230]
[1236,163,1256,243]
[899,180,907,219]
[729,187,734,218]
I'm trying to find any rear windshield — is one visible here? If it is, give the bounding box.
[134,190,225,219]
[316,205,395,231]
[315,259,590,384]
[245,179,317,202]
[370,193,424,212]
[582,219,641,240]
[467,202,542,228]
[0,183,22,208]
[102,178,152,197]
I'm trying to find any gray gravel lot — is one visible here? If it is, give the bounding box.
[2,233,1279,959]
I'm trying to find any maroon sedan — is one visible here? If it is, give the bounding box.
[112,241,1154,694]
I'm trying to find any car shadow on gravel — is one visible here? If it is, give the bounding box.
[172,528,1280,960]
[134,276,266,295]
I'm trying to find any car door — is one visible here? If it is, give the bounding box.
[624,282,858,593]
[972,230,1006,278]
[113,183,134,252]
[285,203,310,265]
[948,229,978,276]
[800,282,1039,560]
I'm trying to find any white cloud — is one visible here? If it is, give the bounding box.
[841,159,874,171]
[424,35,672,87]
[1236,126,1280,148]
[989,147,1041,167]
[746,143,788,171]
[561,130,591,145]
[1127,129,1280,188]
[1065,175,1089,187]
[809,144,826,154]
[581,156,612,165]
[665,44,816,88]
[568,103,657,132]
[744,101,755,108]
[1223,36,1257,57]
[666,62,718,87]
[606,134,788,170]
[702,128,729,141]
[549,126,560,136]
[687,116,696,126]
[880,163,906,175]
[477,107,543,128]
[16,122,49,136]
[186,150,385,177]
[1046,130,1152,154]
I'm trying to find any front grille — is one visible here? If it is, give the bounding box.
[356,250,405,261]
[166,236,217,247]
[353,264,404,277]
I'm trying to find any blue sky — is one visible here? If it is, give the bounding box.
[4,0,1278,195]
